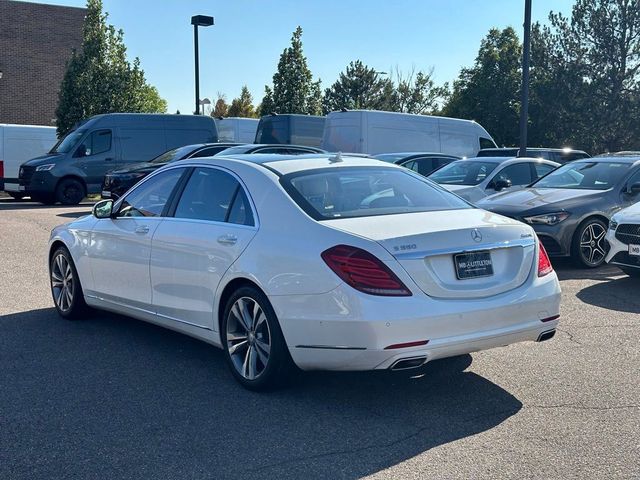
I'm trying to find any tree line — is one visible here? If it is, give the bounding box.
[57,0,640,154]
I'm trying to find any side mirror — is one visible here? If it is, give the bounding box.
[493,179,513,191]
[627,182,640,195]
[92,199,113,219]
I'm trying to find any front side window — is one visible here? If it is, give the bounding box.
[174,167,254,225]
[534,163,556,179]
[532,161,632,190]
[75,130,112,157]
[491,163,532,188]
[50,129,86,154]
[117,168,184,217]
[429,161,499,186]
[282,167,471,220]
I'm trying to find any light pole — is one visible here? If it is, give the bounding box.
[191,15,214,115]
[518,0,532,157]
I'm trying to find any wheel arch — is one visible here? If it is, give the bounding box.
[217,277,265,332]
[571,213,609,242]
[48,240,69,265]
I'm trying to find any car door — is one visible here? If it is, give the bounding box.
[150,166,258,329]
[88,167,186,311]
[74,129,115,192]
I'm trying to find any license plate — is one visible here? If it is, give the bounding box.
[101,190,111,198]
[629,244,640,256]
[18,186,25,191]
[454,251,494,280]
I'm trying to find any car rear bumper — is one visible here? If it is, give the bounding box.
[270,272,561,371]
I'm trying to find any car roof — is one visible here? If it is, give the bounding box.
[375,152,460,158]
[480,147,587,153]
[211,153,393,175]
[581,155,640,163]
[454,156,558,165]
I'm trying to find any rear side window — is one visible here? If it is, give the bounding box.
[174,167,254,225]
[479,137,497,149]
[117,168,184,217]
[282,167,470,220]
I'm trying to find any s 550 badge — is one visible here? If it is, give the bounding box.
[393,244,417,252]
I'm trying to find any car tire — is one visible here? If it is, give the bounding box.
[50,247,88,320]
[620,267,640,278]
[8,192,24,200]
[221,286,294,391]
[571,218,609,268]
[55,178,86,205]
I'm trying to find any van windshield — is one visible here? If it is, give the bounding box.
[49,130,86,154]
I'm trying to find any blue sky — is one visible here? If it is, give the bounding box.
[29,0,575,114]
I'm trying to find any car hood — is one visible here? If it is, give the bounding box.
[616,201,640,219]
[478,187,605,214]
[109,162,162,175]
[22,153,63,167]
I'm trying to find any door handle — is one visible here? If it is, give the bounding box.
[217,234,237,246]
[135,225,150,234]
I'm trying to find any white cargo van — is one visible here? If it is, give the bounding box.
[320,110,497,157]
[214,117,259,143]
[0,124,57,199]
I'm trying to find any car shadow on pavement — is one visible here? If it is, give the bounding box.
[576,275,640,314]
[553,258,624,281]
[56,211,92,219]
[0,198,94,211]
[0,308,522,480]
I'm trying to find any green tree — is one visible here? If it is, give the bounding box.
[442,27,522,146]
[55,0,166,135]
[227,86,257,117]
[260,27,321,114]
[537,0,640,152]
[212,93,228,117]
[393,67,449,115]
[322,60,393,113]
[257,86,275,116]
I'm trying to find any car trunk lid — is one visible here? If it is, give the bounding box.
[324,209,536,299]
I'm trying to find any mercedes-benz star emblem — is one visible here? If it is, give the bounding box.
[471,229,482,243]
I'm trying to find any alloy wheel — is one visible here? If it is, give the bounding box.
[226,297,271,381]
[579,222,607,266]
[51,253,74,312]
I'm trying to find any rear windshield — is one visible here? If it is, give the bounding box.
[150,145,201,164]
[429,160,499,186]
[281,167,471,220]
[532,161,631,190]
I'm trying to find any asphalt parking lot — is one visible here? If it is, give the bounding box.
[0,197,638,480]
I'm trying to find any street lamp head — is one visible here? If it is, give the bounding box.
[191,15,214,27]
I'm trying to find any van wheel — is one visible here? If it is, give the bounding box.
[56,178,86,205]
[221,286,294,391]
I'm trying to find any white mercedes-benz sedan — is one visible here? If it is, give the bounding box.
[605,200,640,277]
[48,153,561,390]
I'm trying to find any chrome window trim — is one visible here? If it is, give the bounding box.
[393,238,536,260]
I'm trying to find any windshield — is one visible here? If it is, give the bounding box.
[428,160,499,186]
[532,161,631,190]
[49,129,86,154]
[150,145,200,164]
[282,167,471,220]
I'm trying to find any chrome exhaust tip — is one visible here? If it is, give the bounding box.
[389,356,428,371]
[537,329,556,342]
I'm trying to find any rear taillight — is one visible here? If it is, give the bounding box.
[0,160,4,179]
[537,240,553,277]
[321,245,411,296]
